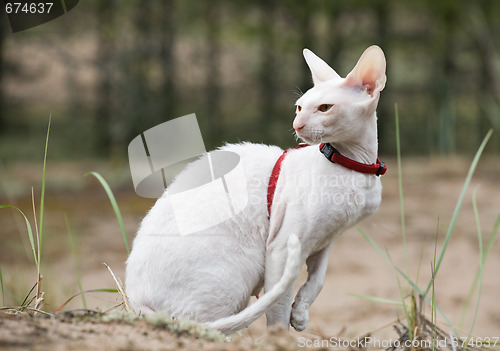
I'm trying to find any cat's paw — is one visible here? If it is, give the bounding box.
[290,304,309,332]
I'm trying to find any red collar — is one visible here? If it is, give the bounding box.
[319,143,387,176]
[267,143,386,217]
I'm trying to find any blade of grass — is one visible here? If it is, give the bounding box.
[431,230,439,350]
[395,104,409,276]
[31,188,40,296]
[424,128,493,297]
[0,266,4,306]
[467,188,484,338]
[64,213,87,309]
[431,263,436,351]
[34,275,44,310]
[394,104,413,339]
[38,116,51,276]
[20,280,38,307]
[459,212,500,328]
[346,293,403,306]
[86,172,129,255]
[54,288,119,314]
[0,205,37,266]
[104,263,133,313]
[415,244,426,290]
[0,158,33,261]
[395,273,413,340]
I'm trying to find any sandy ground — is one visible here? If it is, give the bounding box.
[1,156,500,350]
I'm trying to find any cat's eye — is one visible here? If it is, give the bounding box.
[318,104,334,112]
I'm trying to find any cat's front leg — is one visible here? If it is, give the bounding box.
[291,243,332,331]
[264,237,298,328]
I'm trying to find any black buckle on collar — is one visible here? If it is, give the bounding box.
[319,143,338,161]
[376,161,386,177]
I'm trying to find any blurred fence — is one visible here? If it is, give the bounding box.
[0,0,499,161]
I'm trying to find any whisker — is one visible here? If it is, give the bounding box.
[289,128,300,143]
[292,86,304,98]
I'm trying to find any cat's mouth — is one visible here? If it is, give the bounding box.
[295,129,323,145]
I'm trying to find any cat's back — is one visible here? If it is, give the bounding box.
[219,142,283,177]
[132,142,283,240]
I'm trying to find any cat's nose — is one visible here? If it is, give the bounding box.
[293,119,305,131]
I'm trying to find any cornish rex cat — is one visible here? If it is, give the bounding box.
[125,45,387,334]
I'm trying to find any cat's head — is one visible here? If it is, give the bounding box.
[293,46,386,146]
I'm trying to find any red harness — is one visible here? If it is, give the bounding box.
[266,143,387,217]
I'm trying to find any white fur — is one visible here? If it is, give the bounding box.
[125,45,387,334]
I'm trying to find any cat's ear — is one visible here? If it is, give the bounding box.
[303,49,341,85]
[344,45,386,97]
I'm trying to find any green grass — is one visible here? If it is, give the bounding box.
[352,105,497,346]
[460,212,500,330]
[469,188,484,339]
[36,116,50,295]
[0,118,51,311]
[0,117,129,313]
[85,171,130,255]
[54,288,119,314]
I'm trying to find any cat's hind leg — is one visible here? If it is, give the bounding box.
[290,243,332,331]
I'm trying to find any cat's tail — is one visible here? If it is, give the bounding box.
[206,234,302,335]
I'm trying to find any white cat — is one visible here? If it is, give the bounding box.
[125,45,387,334]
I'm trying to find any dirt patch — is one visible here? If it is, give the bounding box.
[0,311,301,351]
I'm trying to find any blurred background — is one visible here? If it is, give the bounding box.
[1,0,500,162]
[1,0,500,339]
